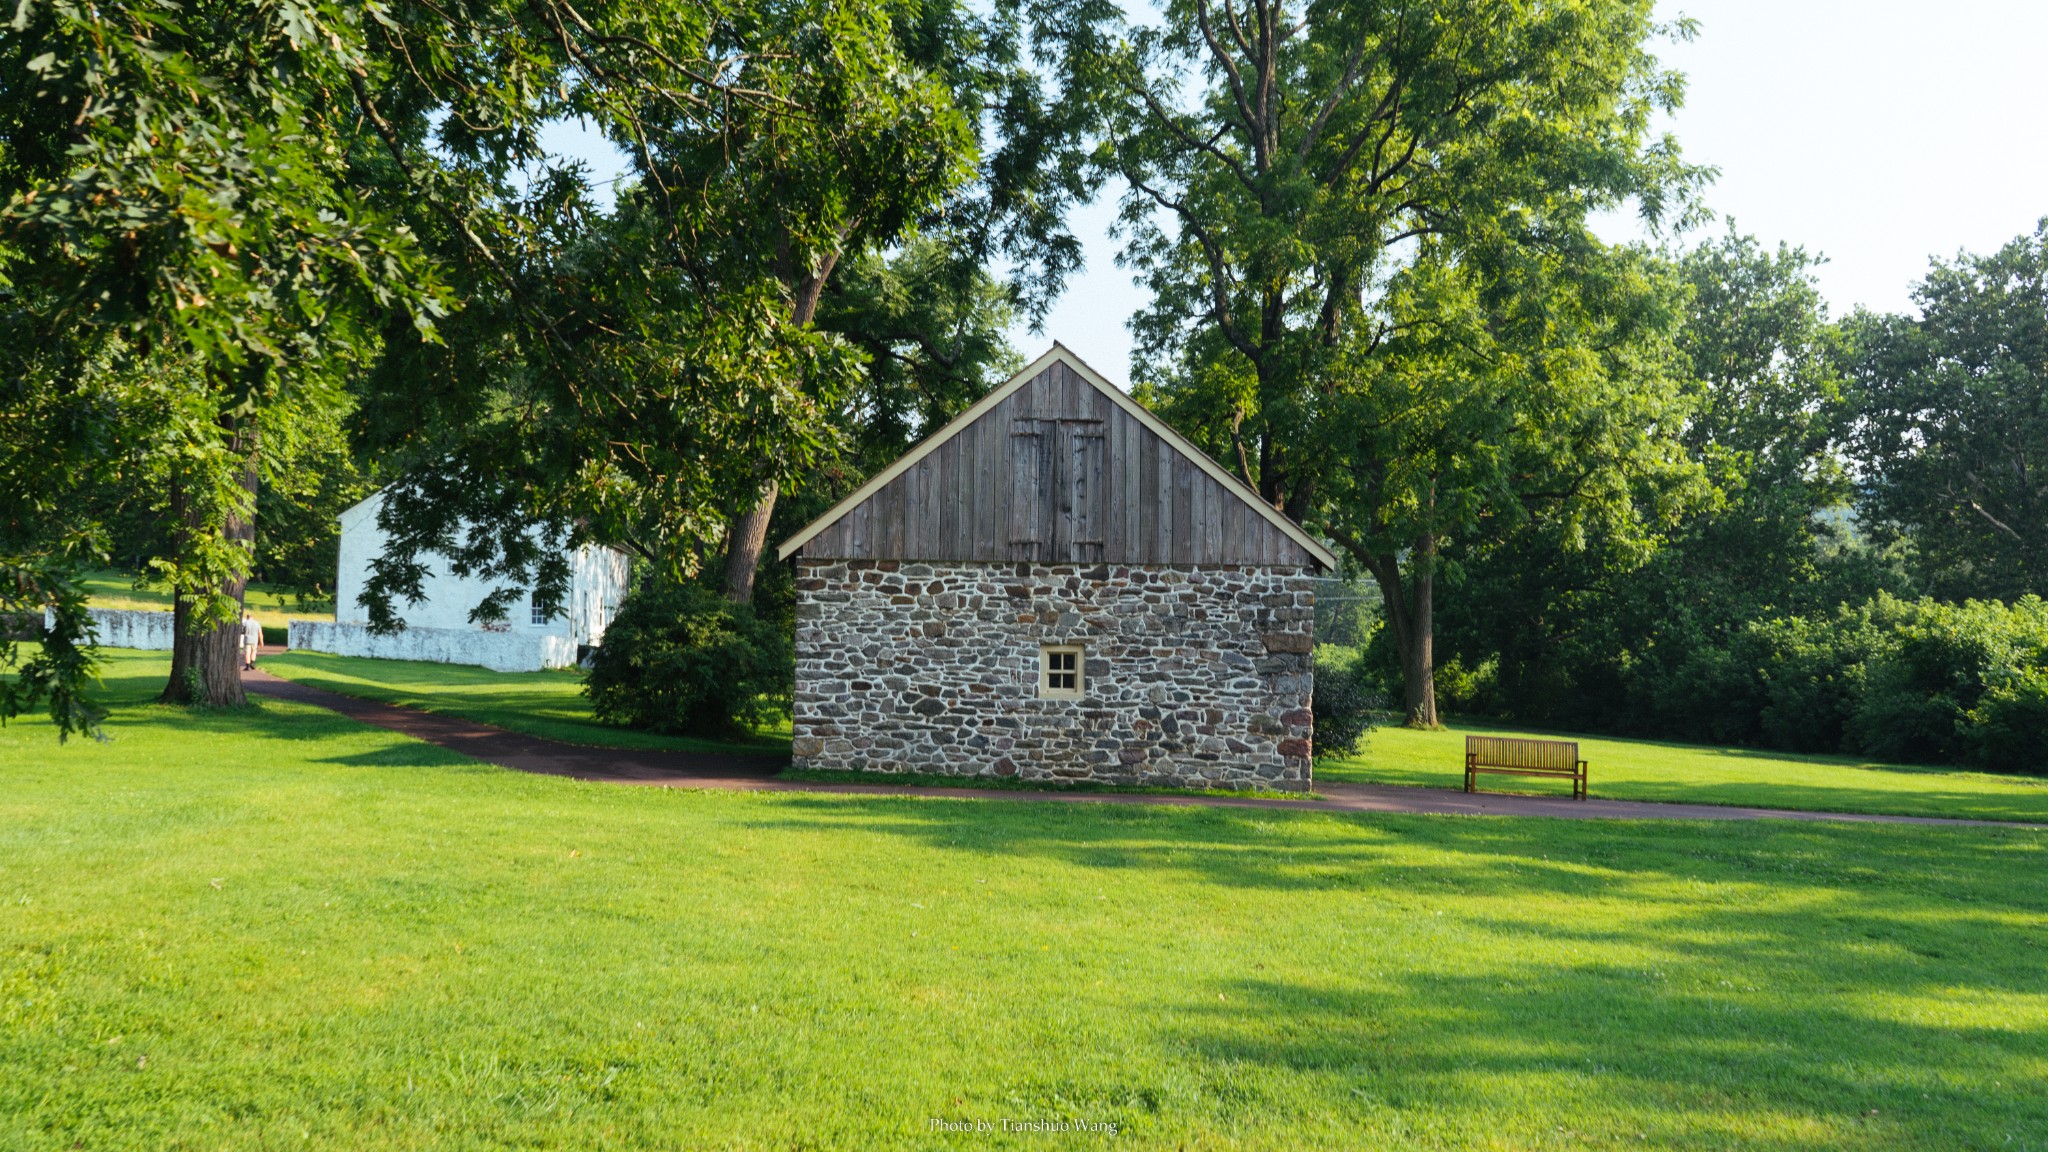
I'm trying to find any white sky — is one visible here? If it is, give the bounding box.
[542,1,2048,383]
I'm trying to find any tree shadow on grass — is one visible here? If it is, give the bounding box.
[1434,716,2007,778]
[1319,758,2048,823]
[63,661,481,774]
[1166,962,2046,1149]
[750,798,2046,1146]
[1416,719,2048,780]
[1608,778,2048,822]
[259,653,791,756]
[91,661,177,704]
[745,794,2045,901]
[1517,776,2042,822]
[312,745,486,770]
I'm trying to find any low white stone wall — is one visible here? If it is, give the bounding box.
[48,607,178,651]
[288,620,577,673]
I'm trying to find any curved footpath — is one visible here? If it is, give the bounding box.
[244,670,2041,829]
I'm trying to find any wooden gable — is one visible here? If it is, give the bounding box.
[779,346,1334,570]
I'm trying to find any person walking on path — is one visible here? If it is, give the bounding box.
[241,610,263,671]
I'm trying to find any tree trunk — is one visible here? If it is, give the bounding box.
[1366,533,1439,729]
[717,238,840,606]
[1394,584,1437,727]
[162,588,248,707]
[161,425,259,707]
[721,479,778,605]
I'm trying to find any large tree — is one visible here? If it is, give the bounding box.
[1,2,454,706]
[1436,232,1870,737]
[1849,221,2048,601]
[353,0,1088,622]
[6,0,961,705]
[1032,0,1702,724]
[627,0,1088,604]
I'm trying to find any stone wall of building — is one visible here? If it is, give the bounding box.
[792,560,1316,790]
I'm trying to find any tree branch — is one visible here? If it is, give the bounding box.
[1962,497,2027,542]
[1121,71,1257,193]
[1194,0,1259,145]
[1123,171,1258,363]
[1298,34,1373,161]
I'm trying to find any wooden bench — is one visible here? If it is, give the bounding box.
[1465,736,1588,800]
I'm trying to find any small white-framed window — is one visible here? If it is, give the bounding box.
[530,592,550,626]
[1039,644,1085,699]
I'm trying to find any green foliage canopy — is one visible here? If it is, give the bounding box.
[352,0,1076,622]
[0,0,465,708]
[1435,232,1874,733]
[1849,220,2048,601]
[1028,0,1706,724]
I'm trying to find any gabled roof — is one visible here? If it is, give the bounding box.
[337,489,385,534]
[776,344,1337,570]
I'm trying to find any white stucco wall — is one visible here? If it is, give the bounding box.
[288,621,576,673]
[48,607,177,651]
[333,491,631,649]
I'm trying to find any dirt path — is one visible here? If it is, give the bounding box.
[244,669,2040,829]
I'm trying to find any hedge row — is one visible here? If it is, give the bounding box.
[1444,595,2048,773]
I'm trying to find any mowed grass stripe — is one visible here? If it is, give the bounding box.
[259,650,791,756]
[79,568,333,627]
[1321,723,2048,823]
[261,647,2048,822]
[1,653,2043,1149]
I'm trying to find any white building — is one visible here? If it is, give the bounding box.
[289,490,631,672]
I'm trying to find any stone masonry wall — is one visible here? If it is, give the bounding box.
[792,560,1316,790]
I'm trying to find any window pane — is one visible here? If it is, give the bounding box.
[1040,646,1084,696]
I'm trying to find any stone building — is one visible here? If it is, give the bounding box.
[777,345,1336,790]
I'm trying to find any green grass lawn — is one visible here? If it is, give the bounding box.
[2,652,2045,1150]
[261,648,2046,822]
[778,766,1308,800]
[1322,721,2048,824]
[80,568,333,628]
[259,650,791,757]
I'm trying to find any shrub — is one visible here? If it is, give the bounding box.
[584,581,789,737]
[1851,595,2048,771]
[1647,640,1768,747]
[1431,653,1500,717]
[1451,591,2048,773]
[1312,648,1381,759]
[1744,609,1881,754]
[1972,666,2048,773]
[1716,595,2048,771]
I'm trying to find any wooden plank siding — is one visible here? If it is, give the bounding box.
[798,360,1321,568]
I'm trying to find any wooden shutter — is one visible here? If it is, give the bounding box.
[1067,427,1107,562]
[1009,420,1050,561]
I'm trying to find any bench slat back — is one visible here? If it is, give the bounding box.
[1466,735,1579,770]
